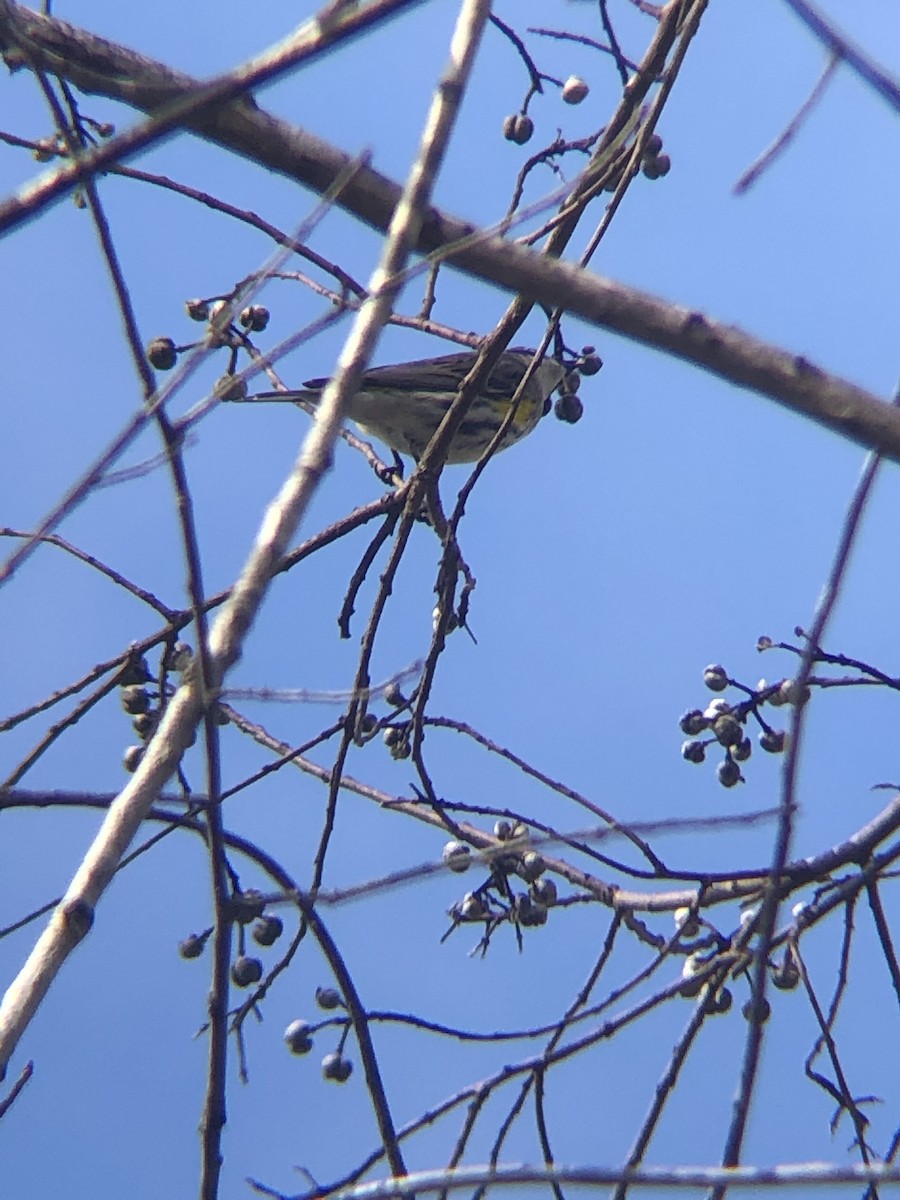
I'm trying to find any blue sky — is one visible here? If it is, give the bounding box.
[2,1,900,1197]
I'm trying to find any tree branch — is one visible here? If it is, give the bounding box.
[1,1,897,458]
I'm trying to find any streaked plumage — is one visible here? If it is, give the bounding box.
[251,348,565,463]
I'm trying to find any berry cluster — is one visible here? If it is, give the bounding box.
[640,132,671,180]
[674,904,800,1023]
[181,888,363,1080]
[145,298,271,399]
[119,642,228,775]
[601,130,672,194]
[679,662,799,788]
[283,987,353,1084]
[502,73,590,146]
[553,345,602,427]
[443,820,559,950]
[179,887,285,984]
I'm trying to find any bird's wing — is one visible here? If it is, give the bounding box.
[303,350,542,396]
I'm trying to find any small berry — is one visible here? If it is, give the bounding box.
[494,819,512,841]
[231,955,263,987]
[383,682,406,707]
[120,685,151,715]
[431,604,459,634]
[382,722,410,759]
[518,851,546,882]
[713,713,743,747]
[239,304,270,332]
[165,641,193,673]
[316,986,342,1011]
[284,1020,313,1055]
[654,152,671,176]
[674,907,700,938]
[185,299,210,322]
[179,933,206,960]
[562,75,589,104]
[214,374,248,402]
[579,352,603,376]
[741,995,771,1025]
[492,852,520,877]
[772,956,800,991]
[514,893,547,927]
[681,955,703,997]
[562,369,581,394]
[504,113,534,145]
[779,678,810,706]
[147,337,177,371]
[514,113,535,144]
[132,711,158,740]
[717,758,742,788]
[759,728,787,754]
[703,664,728,692]
[732,737,752,762]
[252,915,284,947]
[322,1052,352,1082]
[442,841,471,874]
[119,657,151,686]
[680,709,707,736]
[123,745,143,773]
[681,739,706,764]
[703,985,733,1015]
[457,892,486,921]
[389,733,411,760]
[231,889,266,924]
[643,133,663,158]
[531,903,549,926]
[554,394,583,425]
[531,877,557,906]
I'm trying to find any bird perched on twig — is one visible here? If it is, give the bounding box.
[242,347,566,464]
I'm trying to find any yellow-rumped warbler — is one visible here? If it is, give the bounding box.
[247,348,566,464]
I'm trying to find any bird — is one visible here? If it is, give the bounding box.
[244,347,566,464]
